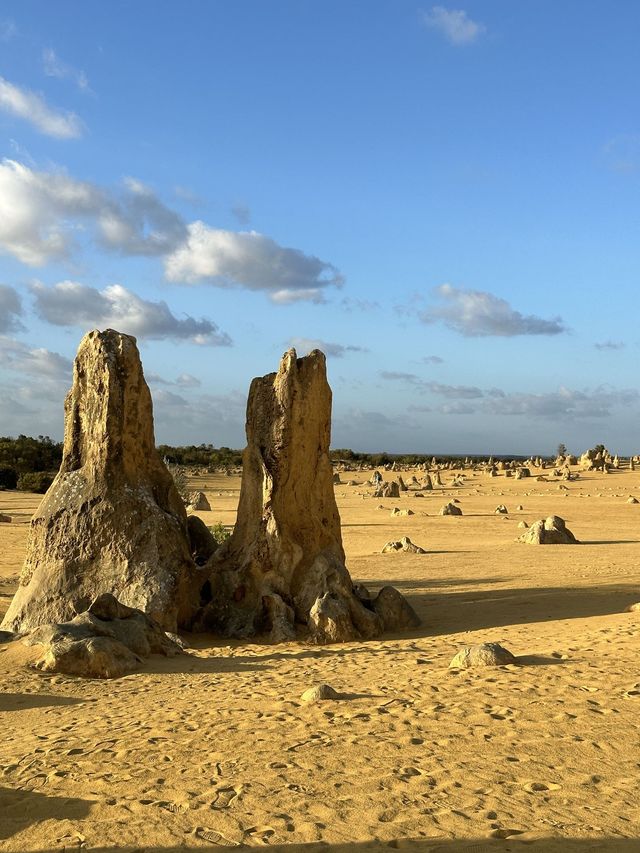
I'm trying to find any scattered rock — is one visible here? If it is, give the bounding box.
[627,496,639,504]
[519,515,579,544]
[187,491,211,511]
[495,505,508,514]
[516,504,524,510]
[301,684,341,702]
[374,480,400,499]
[372,586,421,630]
[440,502,462,516]
[449,642,516,669]
[391,507,414,516]
[381,536,426,554]
[23,593,182,678]
[517,521,529,529]
[0,513,11,523]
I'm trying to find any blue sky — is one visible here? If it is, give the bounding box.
[0,1,638,455]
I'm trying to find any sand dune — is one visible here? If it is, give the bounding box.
[1,466,639,851]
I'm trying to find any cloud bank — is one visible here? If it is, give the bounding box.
[420,284,567,337]
[31,281,232,346]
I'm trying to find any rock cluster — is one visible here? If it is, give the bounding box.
[22,593,182,678]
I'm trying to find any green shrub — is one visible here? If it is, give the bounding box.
[208,522,231,545]
[17,471,55,493]
[0,466,18,490]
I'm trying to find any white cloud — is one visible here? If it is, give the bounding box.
[0,284,24,333]
[0,336,72,379]
[0,77,83,138]
[0,160,186,265]
[31,280,232,346]
[422,6,486,45]
[420,284,567,337]
[289,337,368,358]
[165,221,344,301]
[42,48,90,92]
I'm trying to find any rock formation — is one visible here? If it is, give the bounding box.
[518,515,579,545]
[187,491,211,511]
[449,642,516,668]
[381,536,426,554]
[23,593,182,678]
[374,480,400,499]
[440,502,462,516]
[195,349,419,643]
[1,329,199,634]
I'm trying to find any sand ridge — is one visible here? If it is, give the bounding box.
[1,465,640,851]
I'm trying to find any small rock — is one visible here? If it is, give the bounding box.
[627,496,639,504]
[301,684,341,702]
[517,521,529,529]
[381,536,426,554]
[440,502,462,516]
[516,504,524,510]
[0,513,11,523]
[449,642,516,669]
[495,505,508,514]
[626,602,640,612]
[391,507,414,517]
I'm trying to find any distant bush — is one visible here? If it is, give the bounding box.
[208,522,231,545]
[0,466,18,490]
[17,471,55,493]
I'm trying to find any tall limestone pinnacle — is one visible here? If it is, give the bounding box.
[196,348,420,642]
[1,329,199,634]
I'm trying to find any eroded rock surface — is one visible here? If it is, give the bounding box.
[1,329,199,634]
[449,642,516,669]
[23,593,182,678]
[196,349,418,642]
[518,515,579,545]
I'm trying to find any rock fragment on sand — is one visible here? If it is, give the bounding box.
[301,684,341,702]
[187,491,211,511]
[23,593,182,679]
[391,507,414,516]
[440,502,462,516]
[495,505,508,514]
[449,642,516,669]
[627,496,639,504]
[518,515,579,545]
[0,513,11,523]
[381,536,426,554]
[517,521,529,529]
[372,586,421,630]
[625,602,640,612]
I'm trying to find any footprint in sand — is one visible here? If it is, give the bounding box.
[194,827,240,846]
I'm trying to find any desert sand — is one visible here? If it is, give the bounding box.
[1,465,639,852]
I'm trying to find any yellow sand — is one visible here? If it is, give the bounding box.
[1,467,639,852]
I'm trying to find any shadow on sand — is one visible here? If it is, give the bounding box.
[0,692,86,712]
[4,835,637,852]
